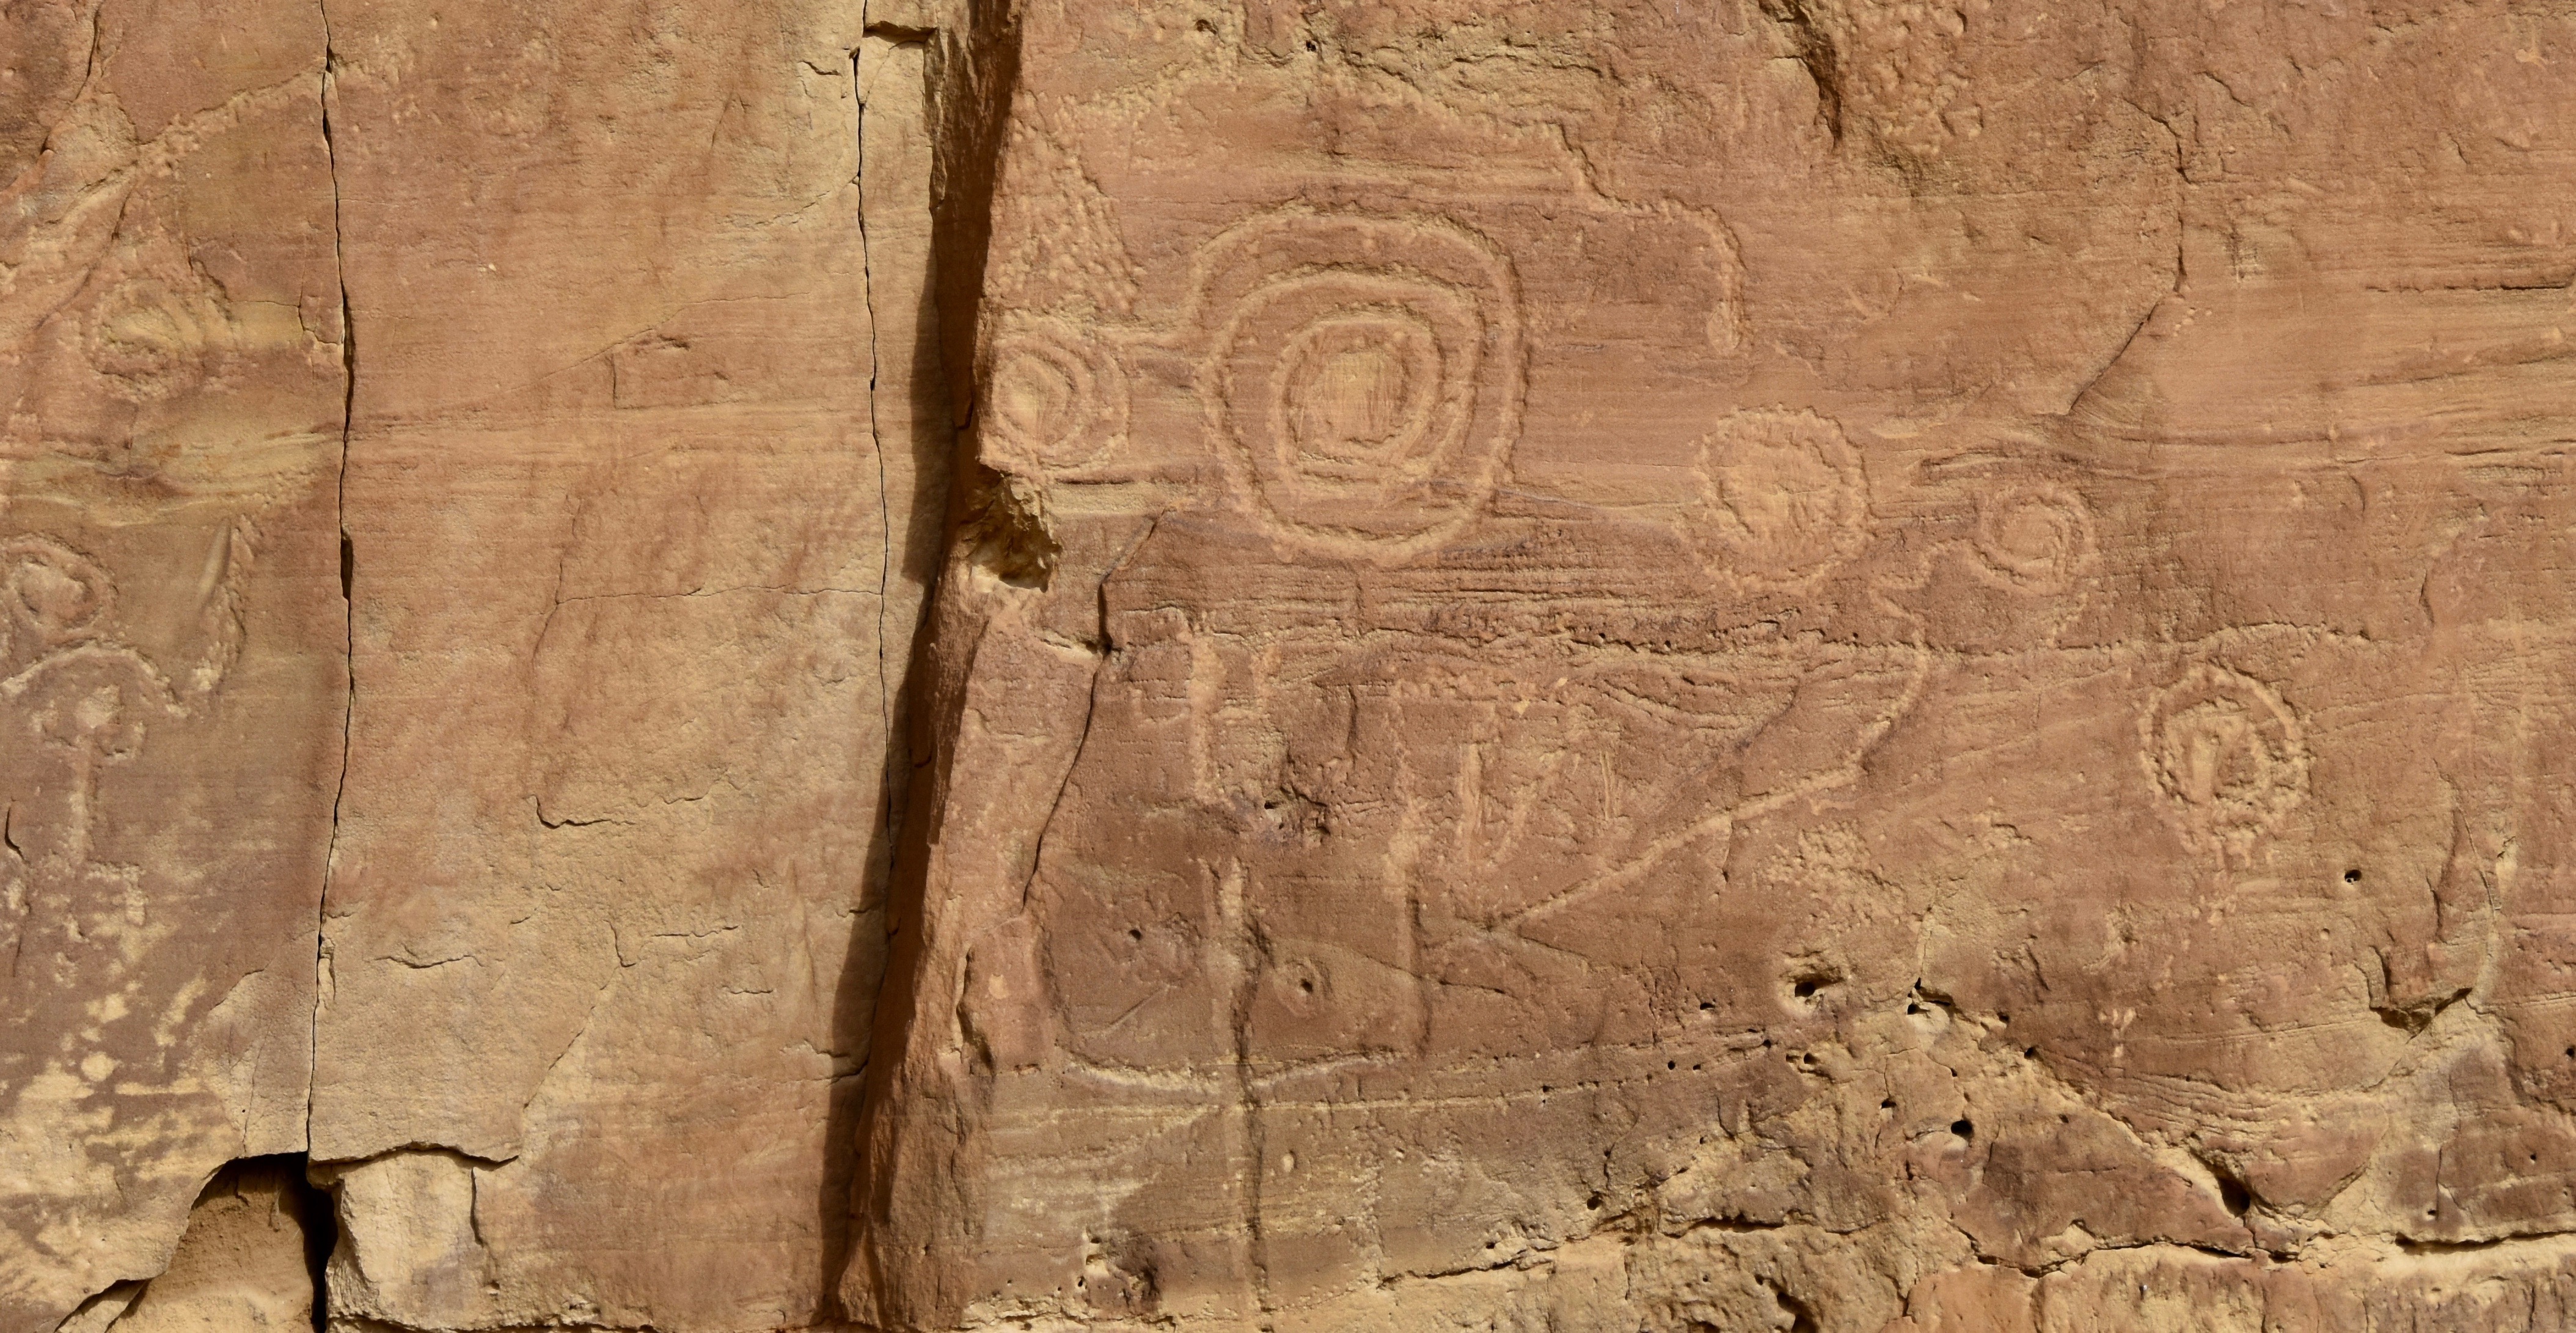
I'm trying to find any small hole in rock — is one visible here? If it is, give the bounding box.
[1586,1194,1603,1210]
[1952,1119,1974,1139]
[1666,1060,1677,1070]
[1297,978,1314,994]
[2344,868,2364,884]
[1128,928,1143,942]
[1880,1098,1895,1111]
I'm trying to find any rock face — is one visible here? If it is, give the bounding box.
[11,1,2576,1331]
[849,2,2576,1330]
[1,0,345,1318]
[306,0,934,1324]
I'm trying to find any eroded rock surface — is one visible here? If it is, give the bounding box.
[5,0,948,1327]
[0,0,344,1320]
[849,2,2576,1331]
[12,1,2576,1331]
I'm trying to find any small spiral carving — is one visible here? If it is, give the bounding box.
[982,321,1129,474]
[1971,482,2098,595]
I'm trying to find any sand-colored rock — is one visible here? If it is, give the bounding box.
[4,0,953,1325]
[847,2,2576,1330]
[302,0,948,1327]
[12,1,2576,1331]
[109,1159,324,1333]
[0,0,344,1322]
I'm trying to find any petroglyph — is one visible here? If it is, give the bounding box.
[848,8,2576,1331]
[16,1,2576,1330]
[1681,409,1868,589]
[1195,211,1524,558]
[2140,664,2310,866]
[1969,482,2098,597]
[982,317,1129,475]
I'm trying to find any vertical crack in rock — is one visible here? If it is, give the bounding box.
[2,802,24,982]
[858,42,894,771]
[309,3,353,1291]
[840,4,1032,1324]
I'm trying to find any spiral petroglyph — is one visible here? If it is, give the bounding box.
[1196,211,1523,559]
[2,535,117,653]
[1969,482,2098,595]
[981,320,1129,474]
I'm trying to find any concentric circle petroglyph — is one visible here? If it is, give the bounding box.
[1681,409,1867,586]
[2140,664,2309,859]
[3,536,115,649]
[1970,482,2098,595]
[1195,211,1523,560]
[981,321,1129,474]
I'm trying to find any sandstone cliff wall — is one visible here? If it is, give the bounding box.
[13,2,2576,1332]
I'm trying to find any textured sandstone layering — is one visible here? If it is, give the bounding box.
[5,0,951,1327]
[306,0,935,1323]
[11,1,2576,1331]
[849,2,2576,1331]
[1,0,345,1319]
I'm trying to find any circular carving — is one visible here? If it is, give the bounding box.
[1275,310,1441,479]
[1972,483,2097,595]
[1198,211,1523,559]
[2140,665,2309,858]
[1681,409,1867,586]
[982,323,1128,473]
[4,537,114,648]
